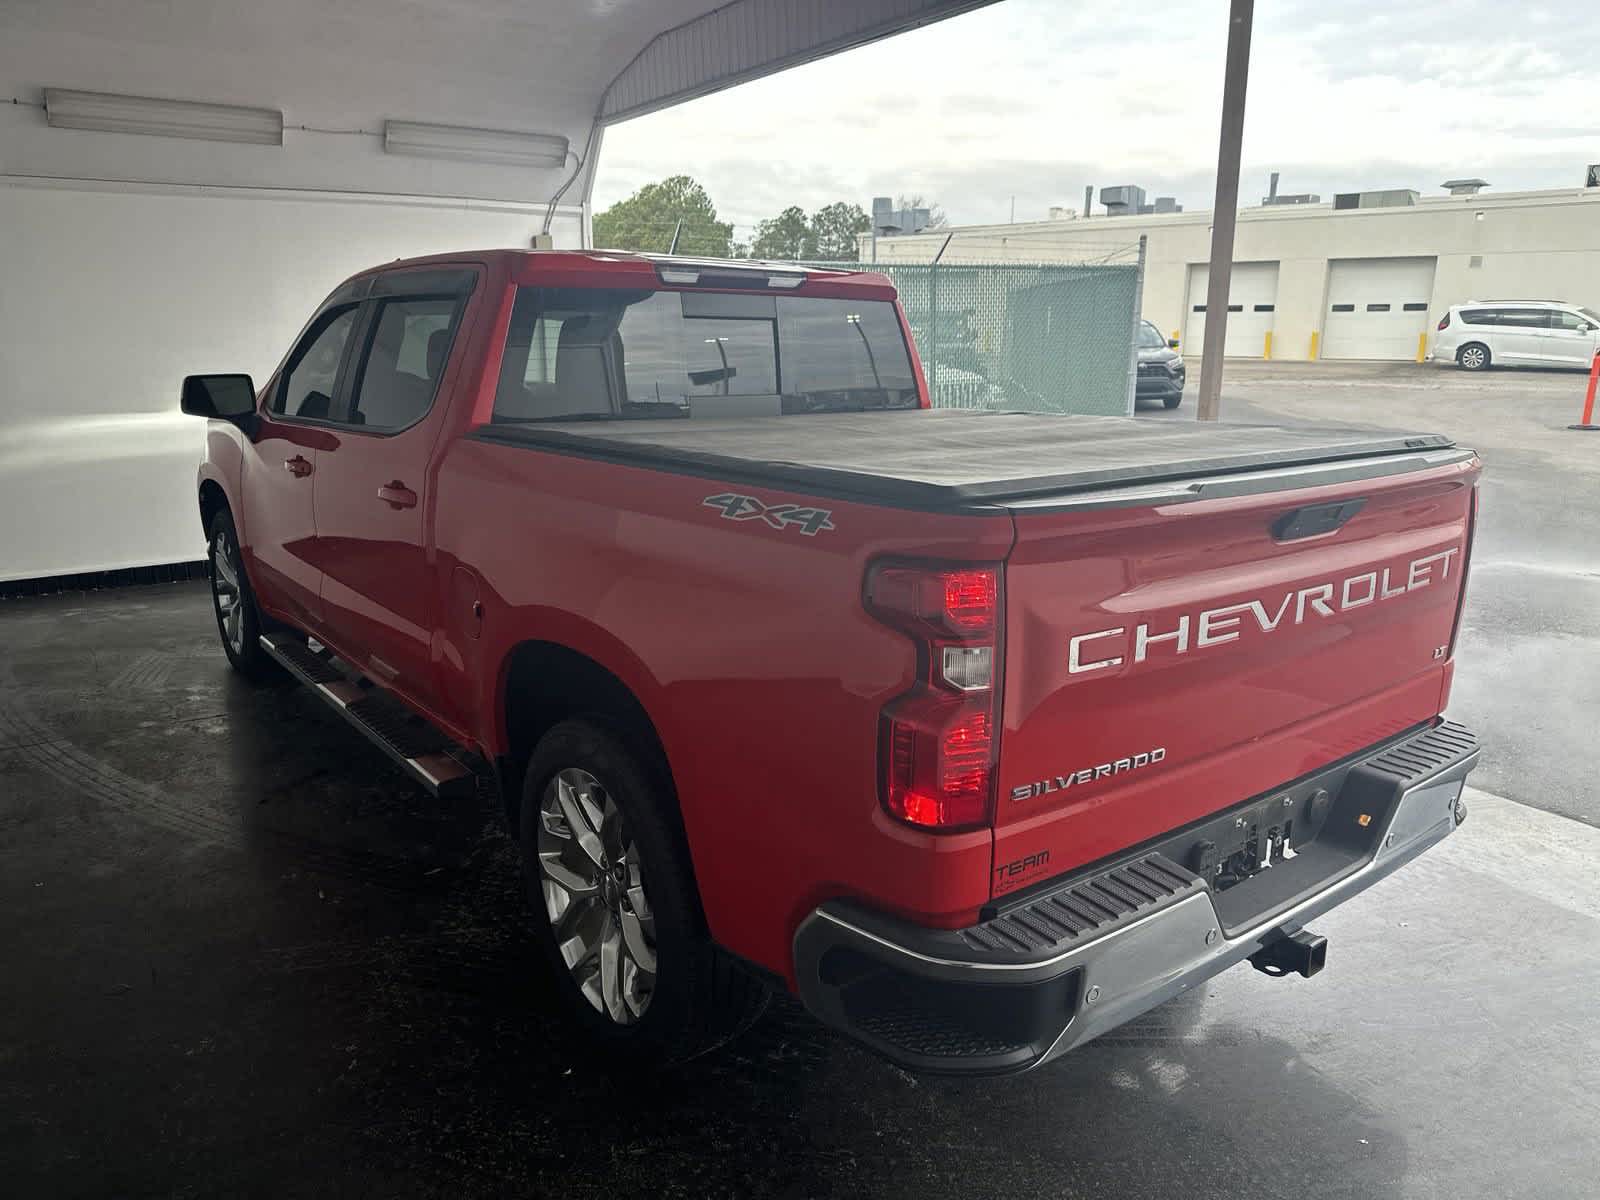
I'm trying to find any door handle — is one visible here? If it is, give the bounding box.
[377,480,418,509]
[284,455,312,478]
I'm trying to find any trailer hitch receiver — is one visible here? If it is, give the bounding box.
[1250,928,1327,979]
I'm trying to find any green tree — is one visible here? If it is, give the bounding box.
[592,175,733,256]
[809,201,871,261]
[751,206,815,261]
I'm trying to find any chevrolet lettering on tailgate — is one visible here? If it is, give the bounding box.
[1068,548,1460,675]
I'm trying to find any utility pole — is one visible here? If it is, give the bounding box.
[1196,0,1255,422]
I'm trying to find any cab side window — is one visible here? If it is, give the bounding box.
[1552,310,1592,332]
[346,297,463,431]
[274,306,359,419]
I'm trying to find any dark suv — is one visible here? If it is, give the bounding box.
[1136,319,1185,408]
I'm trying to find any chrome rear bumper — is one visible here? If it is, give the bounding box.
[793,722,1480,1075]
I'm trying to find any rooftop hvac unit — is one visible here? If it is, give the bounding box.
[1099,185,1146,216]
[870,196,930,236]
[1334,189,1419,210]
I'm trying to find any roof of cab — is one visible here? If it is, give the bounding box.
[349,248,898,301]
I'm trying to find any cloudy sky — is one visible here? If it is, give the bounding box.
[592,0,1596,236]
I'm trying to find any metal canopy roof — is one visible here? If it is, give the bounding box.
[599,0,997,123]
[1,0,998,207]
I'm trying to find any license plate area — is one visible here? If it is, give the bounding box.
[1149,760,1368,896]
[1201,791,1328,892]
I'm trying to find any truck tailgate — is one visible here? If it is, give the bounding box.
[993,453,1479,896]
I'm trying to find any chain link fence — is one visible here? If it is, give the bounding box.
[811,247,1143,416]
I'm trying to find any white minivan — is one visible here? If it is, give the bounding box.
[1431,300,1600,370]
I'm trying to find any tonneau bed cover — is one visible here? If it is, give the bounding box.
[471,409,1466,511]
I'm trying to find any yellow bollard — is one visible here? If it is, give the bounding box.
[1263,330,1273,360]
[1309,330,1320,361]
[1416,331,1427,363]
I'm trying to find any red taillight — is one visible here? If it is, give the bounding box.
[866,564,997,638]
[942,570,998,632]
[1437,313,1451,331]
[866,562,1002,831]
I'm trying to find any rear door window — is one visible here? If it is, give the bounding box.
[345,297,463,431]
[1502,309,1552,329]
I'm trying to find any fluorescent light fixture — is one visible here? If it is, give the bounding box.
[43,88,283,145]
[383,121,568,168]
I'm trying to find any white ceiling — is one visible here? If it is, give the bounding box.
[0,0,996,203]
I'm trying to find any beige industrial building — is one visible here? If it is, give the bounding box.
[861,185,1600,362]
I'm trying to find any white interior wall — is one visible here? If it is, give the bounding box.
[2,0,1000,582]
[0,178,580,582]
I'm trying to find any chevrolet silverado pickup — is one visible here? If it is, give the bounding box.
[180,250,1481,1074]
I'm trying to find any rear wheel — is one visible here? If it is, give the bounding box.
[206,509,276,679]
[1457,342,1490,371]
[519,719,768,1066]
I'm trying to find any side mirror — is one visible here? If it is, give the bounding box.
[1168,337,1180,349]
[182,374,257,429]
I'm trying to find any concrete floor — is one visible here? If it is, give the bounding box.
[5,364,1599,1197]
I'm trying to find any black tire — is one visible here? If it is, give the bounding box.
[1163,394,1182,409]
[205,508,277,680]
[1457,342,1491,371]
[518,718,768,1066]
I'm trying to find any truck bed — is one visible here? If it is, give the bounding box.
[471,409,1464,511]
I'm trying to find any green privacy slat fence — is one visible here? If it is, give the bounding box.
[816,261,1141,416]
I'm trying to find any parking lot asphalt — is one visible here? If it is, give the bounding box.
[1141,359,1600,828]
[3,362,1597,1199]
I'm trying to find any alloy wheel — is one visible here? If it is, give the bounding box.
[1460,346,1486,370]
[536,767,657,1023]
[211,529,245,654]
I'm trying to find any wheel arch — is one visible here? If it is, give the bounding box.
[198,477,230,536]
[495,637,677,840]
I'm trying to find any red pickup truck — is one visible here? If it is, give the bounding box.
[182,250,1481,1074]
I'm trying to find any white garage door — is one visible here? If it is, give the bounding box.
[1320,257,1438,361]
[1185,262,1279,358]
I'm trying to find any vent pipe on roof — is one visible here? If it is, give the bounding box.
[1084,185,1094,218]
[1443,178,1489,196]
[1268,171,1279,202]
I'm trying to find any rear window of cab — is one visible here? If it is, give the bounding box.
[491,288,919,423]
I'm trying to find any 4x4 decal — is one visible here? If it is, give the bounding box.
[702,492,836,536]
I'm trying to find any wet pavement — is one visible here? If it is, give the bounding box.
[4,363,1599,1197]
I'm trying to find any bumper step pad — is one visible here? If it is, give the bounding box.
[965,853,1203,956]
[260,634,476,800]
